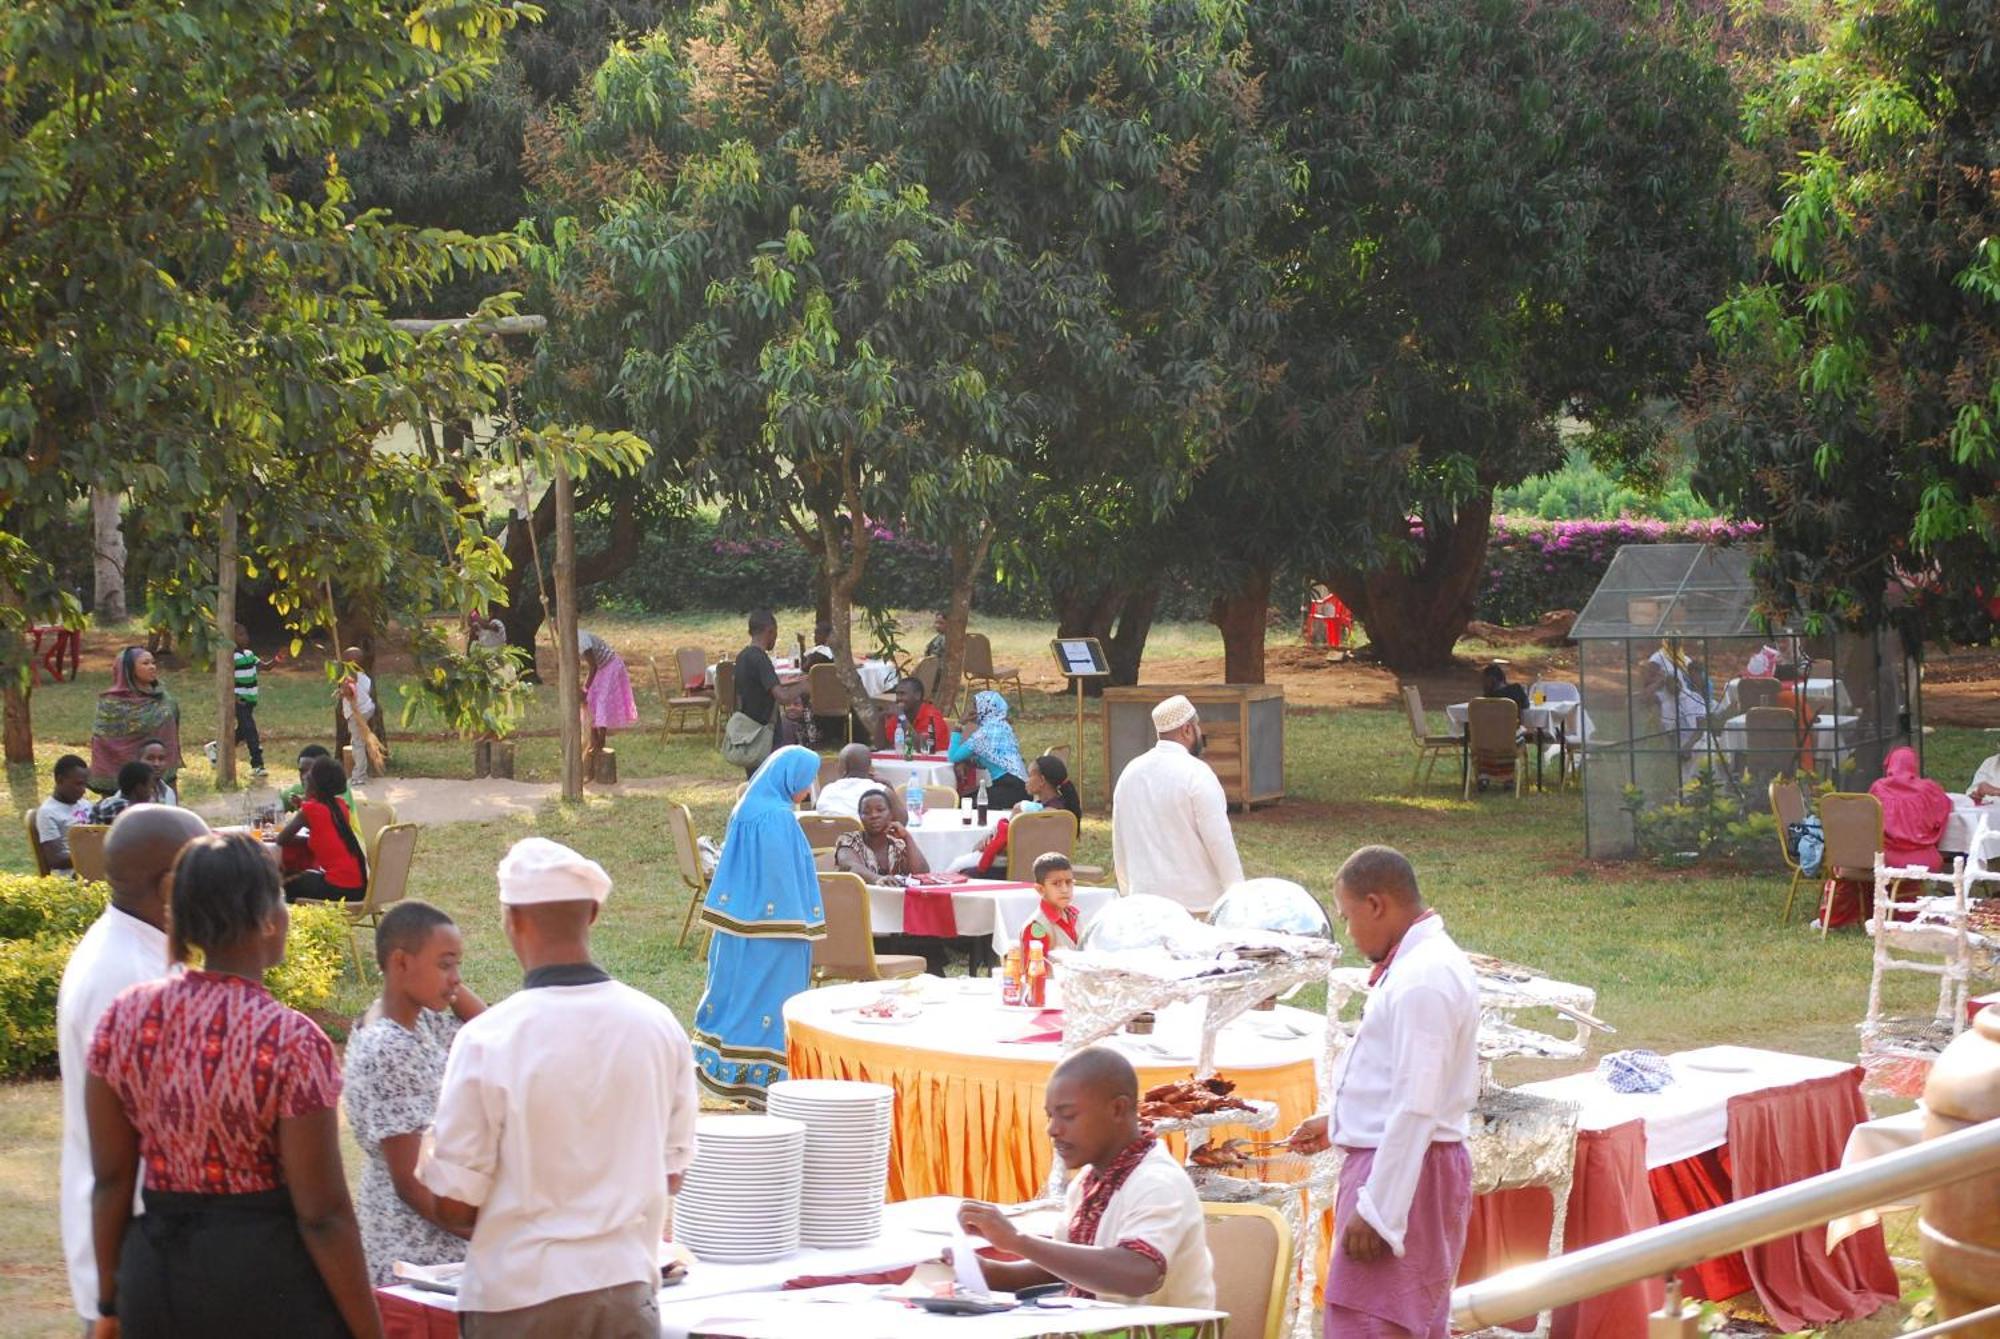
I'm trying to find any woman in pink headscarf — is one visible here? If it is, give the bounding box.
[1869,746,1952,871]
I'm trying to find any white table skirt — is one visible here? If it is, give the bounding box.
[1445,700,1581,738]
[787,978,1322,1072]
[868,879,1119,956]
[1944,794,2000,858]
[1715,712,1858,757]
[904,808,999,870]
[873,754,959,790]
[658,1288,1224,1339]
[1516,1045,1858,1169]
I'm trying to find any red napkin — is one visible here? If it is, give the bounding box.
[784,1265,917,1291]
[1002,1012,1066,1045]
[903,887,959,937]
[908,872,970,886]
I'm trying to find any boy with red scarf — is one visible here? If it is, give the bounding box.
[958,1049,1214,1309]
[1019,853,1083,959]
[1289,846,1479,1338]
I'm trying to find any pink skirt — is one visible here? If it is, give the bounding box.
[585,652,640,730]
[1325,1142,1473,1338]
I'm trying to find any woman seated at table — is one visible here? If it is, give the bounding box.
[1870,745,1952,871]
[833,791,931,884]
[1480,662,1530,712]
[278,756,369,902]
[949,691,1030,808]
[1969,750,2000,803]
[1028,753,1082,821]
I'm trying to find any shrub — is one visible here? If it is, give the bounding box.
[1477,517,1762,626]
[0,873,354,1077]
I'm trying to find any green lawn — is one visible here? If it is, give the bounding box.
[1,611,1982,1334]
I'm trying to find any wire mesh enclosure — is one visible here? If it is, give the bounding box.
[1571,544,1919,860]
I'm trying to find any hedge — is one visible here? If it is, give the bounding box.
[0,875,354,1078]
[1477,517,1763,626]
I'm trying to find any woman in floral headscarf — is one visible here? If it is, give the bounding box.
[949,690,1029,809]
[88,647,182,794]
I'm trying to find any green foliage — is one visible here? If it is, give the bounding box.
[0,936,79,1079]
[269,903,352,1021]
[400,624,534,741]
[1623,769,1781,867]
[1496,448,1720,522]
[1694,0,2000,643]
[0,873,109,943]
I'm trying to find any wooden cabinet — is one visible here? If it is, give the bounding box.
[1101,684,1286,809]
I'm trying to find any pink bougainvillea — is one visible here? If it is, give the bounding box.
[1477,516,1761,624]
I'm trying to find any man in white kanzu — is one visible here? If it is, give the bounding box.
[419,838,699,1338]
[1289,846,1480,1339]
[1110,694,1245,913]
[57,804,209,1328]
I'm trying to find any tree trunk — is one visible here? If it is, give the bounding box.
[555,463,583,802]
[1330,490,1496,673]
[1054,580,1160,691]
[935,525,995,717]
[1207,564,1273,685]
[2,673,29,765]
[214,503,238,788]
[498,488,643,682]
[92,489,127,622]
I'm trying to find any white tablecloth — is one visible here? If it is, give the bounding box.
[1715,712,1858,757]
[904,808,999,870]
[787,978,1322,1072]
[869,878,1119,956]
[1828,1105,1926,1248]
[1944,794,2000,859]
[1516,1045,1858,1169]
[1725,676,1853,715]
[873,754,959,790]
[1445,700,1580,738]
[658,1288,1223,1339]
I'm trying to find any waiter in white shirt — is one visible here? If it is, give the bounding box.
[1289,846,1480,1339]
[420,838,699,1339]
[1110,695,1245,913]
[57,804,208,1328]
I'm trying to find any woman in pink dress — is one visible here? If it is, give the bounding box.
[1869,745,1952,871]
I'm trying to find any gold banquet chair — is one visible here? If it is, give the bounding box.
[67,824,111,884]
[345,822,418,981]
[1401,684,1458,792]
[666,801,712,949]
[1202,1202,1293,1339]
[810,872,926,985]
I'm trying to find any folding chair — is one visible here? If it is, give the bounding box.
[1401,685,1457,792]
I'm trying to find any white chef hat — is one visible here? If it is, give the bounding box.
[498,837,612,906]
[1152,694,1198,733]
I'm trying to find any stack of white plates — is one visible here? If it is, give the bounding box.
[766,1079,894,1247]
[675,1114,805,1263]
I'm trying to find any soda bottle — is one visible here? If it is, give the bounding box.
[1026,940,1048,1009]
[1001,948,1024,1006]
[975,778,990,825]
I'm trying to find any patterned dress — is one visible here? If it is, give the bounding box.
[343,1009,467,1284]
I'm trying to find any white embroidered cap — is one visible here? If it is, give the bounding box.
[1151,694,1198,733]
[498,837,612,906]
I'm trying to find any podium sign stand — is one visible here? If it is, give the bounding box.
[1050,638,1110,806]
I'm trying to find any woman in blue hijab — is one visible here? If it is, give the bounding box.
[948,690,1030,809]
[692,745,825,1104]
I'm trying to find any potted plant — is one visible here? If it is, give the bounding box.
[401,624,532,778]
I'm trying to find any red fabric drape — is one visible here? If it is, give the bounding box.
[1726,1073,1900,1331]
[379,1289,458,1339]
[1648,1147,1753,1300]
[1458,1120,1664,1339]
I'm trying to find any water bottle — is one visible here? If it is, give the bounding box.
[906,773,925,823]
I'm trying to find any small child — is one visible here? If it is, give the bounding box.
[34,754,92,872]
[89,760,156,825]
[1020,852,1082,958]
[342,902,487,1285]
[231,623,275,777]
[338,646,377,788]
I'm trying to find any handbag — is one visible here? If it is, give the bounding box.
[720,710,775,769]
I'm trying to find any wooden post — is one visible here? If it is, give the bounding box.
[214,502,238,788]
[555,463,582,803]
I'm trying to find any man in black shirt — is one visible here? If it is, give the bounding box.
[735,609,810,774]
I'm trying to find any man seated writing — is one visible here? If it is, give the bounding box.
[816,742,908,823]
[958,1048,1214,1309]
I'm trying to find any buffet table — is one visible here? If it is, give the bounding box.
[868,878,1119,957]
[1457,1047,1899,1337]
[379,1197,1223,1339]
[786,979,1321,1202]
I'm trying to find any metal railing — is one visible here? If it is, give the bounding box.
[1451,1117,2000,1332]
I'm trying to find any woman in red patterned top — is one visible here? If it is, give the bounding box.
[85,831,380,1338]
[278,756,369,903]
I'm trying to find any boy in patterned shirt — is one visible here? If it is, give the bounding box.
[231,623,274,777]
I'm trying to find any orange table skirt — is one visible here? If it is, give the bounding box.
[787,1016,1320,1204]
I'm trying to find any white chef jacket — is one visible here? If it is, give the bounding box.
[418,974,699,1313]
[57,907,170,1318]
[1110,741,1245,913]
[1323,914,1480,1255]
[1059,1141,1216,1310]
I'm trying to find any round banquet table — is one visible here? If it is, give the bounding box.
[785,978,1323,1204]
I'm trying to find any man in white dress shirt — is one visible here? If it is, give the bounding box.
[815,742,907,823]
[420,838,699,1338]
[57,804,208,1327]
[1290,846,1480,1338]
[1110,695,1245,913]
